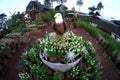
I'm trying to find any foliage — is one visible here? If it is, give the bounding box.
[38,31,85,59]
[44,0,52,8]
[101,33,119,51]
[0,42,6,48]
[11,27,30,34]
[3,33,21,39]
[71,7,76,12]
[88,6,98,16]
[76,0,83,12]
[76,19,100,38]
[55,4,68,12]
[0,41,18,64]
[55,0,67,4]
[18,45,52,80]
[7,12,31,34]
[19,72,32,80]
[0,29,10,39]
[35,9,57,25]
[53,72,64,80]
[2,12,28,37]
[8,12,25,29]
[88,2,104,16]
[97,2,104,10]
[35,9,68,25]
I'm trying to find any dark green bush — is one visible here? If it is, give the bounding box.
[35,9,57,25]
[76,19,100,39]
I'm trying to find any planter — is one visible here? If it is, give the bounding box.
[39,51,82,72]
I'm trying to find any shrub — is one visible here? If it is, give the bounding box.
[35,9,57,25]
[76,19,100,39]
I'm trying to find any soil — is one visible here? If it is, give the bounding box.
[0,23,120,80]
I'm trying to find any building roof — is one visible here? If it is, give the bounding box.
[111,20,120,26]
[26,0,49,12]
[0,13,7,17]
[87,17,120,36]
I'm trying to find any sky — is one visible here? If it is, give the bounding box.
[0,0,120,20]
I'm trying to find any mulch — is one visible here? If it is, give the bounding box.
[0,24,120,80]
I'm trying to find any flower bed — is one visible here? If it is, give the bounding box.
[19,31,101,80]
[38,31,85,62]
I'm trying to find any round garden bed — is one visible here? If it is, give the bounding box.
[19,31,101,80]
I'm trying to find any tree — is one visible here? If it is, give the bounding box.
[8,11,25,28]
[97,1,104,14]
[50,0,67,9]
[56,0,67,4]
[44,0,52,8]
[97,2,104,10]
[51,0,67,6]
[76,0,83,12]
[53,0,67,11]
[88,6,97,15]
[50,0,56,8]
[55,4,67,12]
[71,7,76,12]
[88,2,104,16]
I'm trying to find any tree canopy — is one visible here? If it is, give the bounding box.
[88,1,104,16]
[97,2,104,10]
[76,0,83,12]
[44,0,52,8]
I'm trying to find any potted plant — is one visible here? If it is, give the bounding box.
[38,31,93,72]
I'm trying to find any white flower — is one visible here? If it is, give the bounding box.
[79,37,83,39]
[49,32,56,37]
[64,31,70,37]
[43,39,45,43]
[82,46,88,54]
[65,52,75,62]
[87,41,92,46]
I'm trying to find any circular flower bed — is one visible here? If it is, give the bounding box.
[18,31,101,80]
[38,31,84,62]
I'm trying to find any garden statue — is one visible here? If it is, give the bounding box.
[53,13,66,35]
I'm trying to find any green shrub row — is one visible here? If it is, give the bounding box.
[76,19,100,39]
[76,19,120,67]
